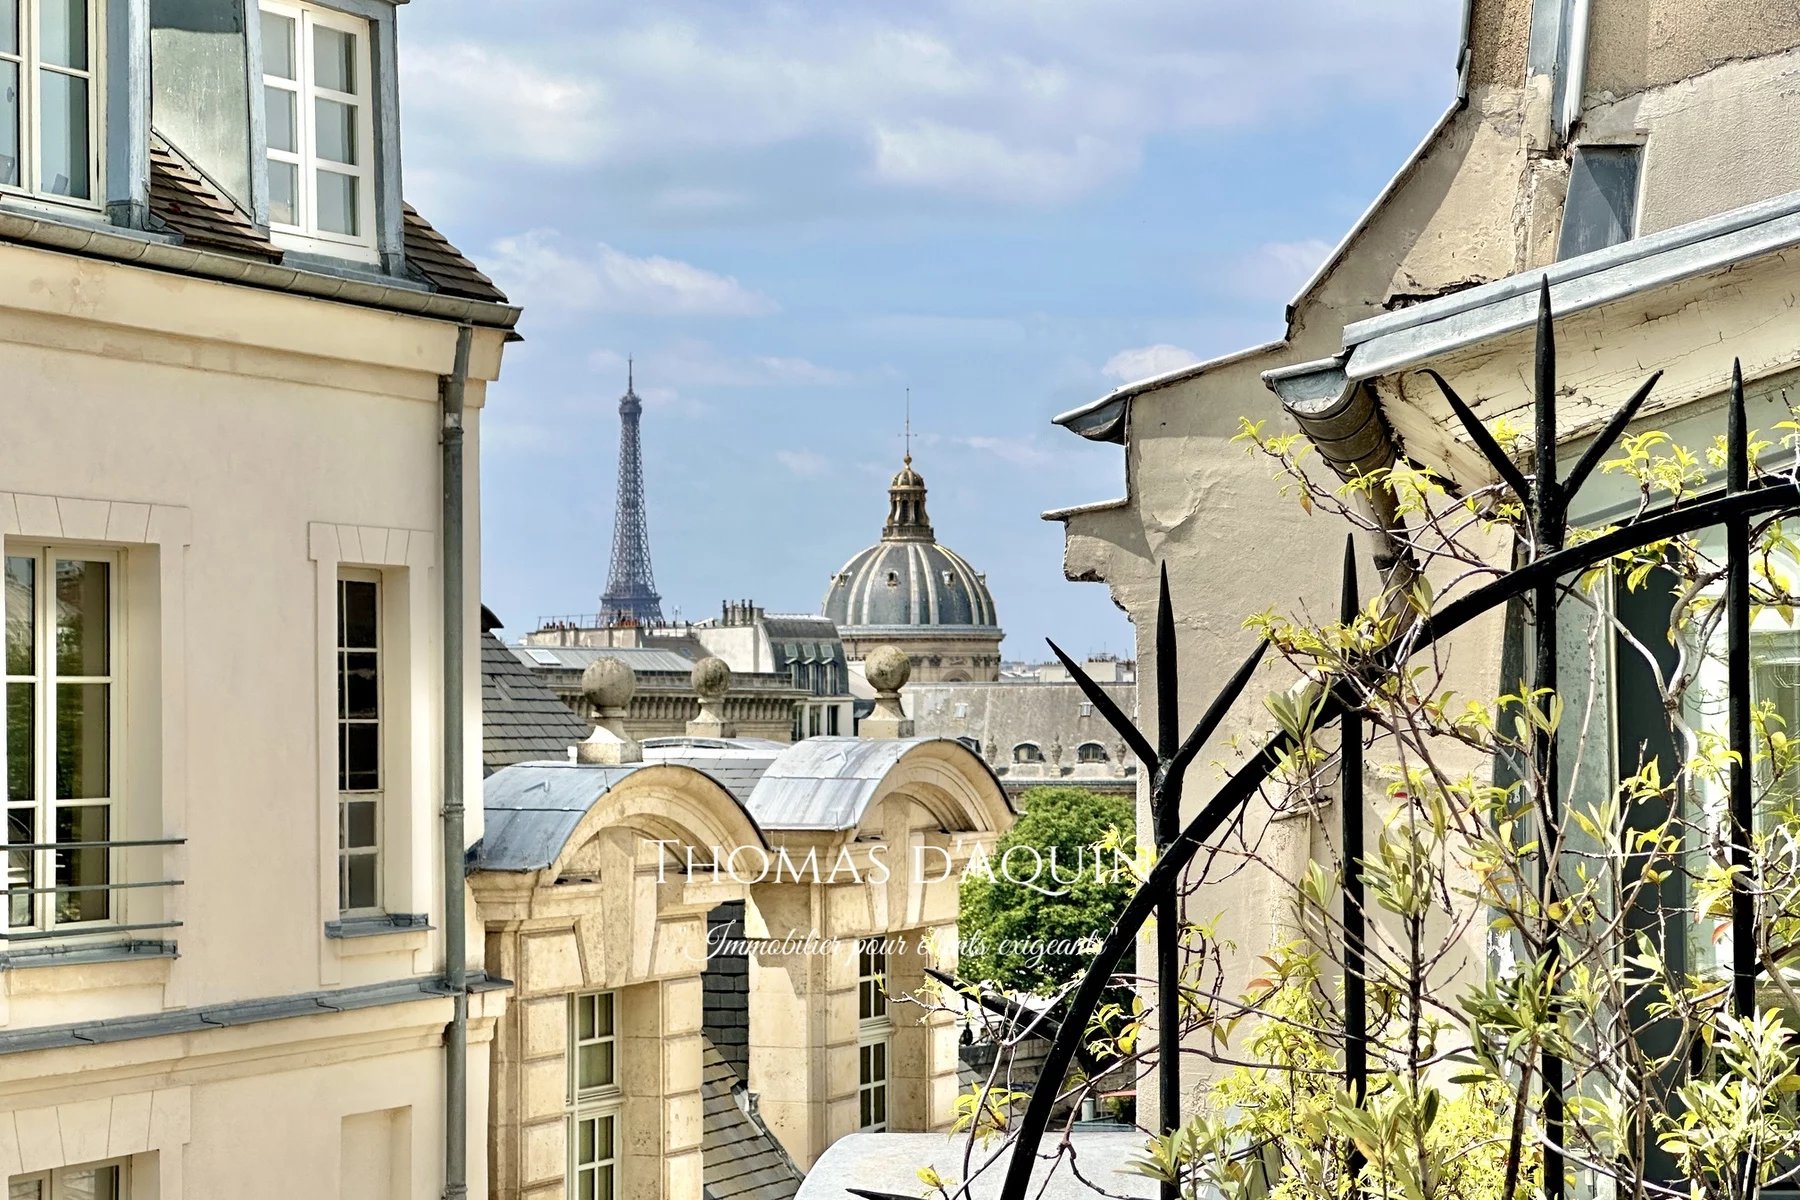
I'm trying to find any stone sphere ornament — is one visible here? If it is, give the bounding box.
[865,644,912,693]
[691,656,733,698]
[582,657,637,710]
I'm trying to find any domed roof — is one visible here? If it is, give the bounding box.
[822,456,999,632]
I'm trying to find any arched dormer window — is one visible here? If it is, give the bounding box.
[1076,742,1108,764]
[1012,742,1044,765]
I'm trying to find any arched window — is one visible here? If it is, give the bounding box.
[1076,742,1108,764]
[1012,742,1044,764]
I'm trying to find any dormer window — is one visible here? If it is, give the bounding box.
[260,1,375,259]
[0,0,101,206]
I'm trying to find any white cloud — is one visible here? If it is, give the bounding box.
[956,435,1055,467]
[1231,238,1335,302]
[1102,344,1201,383]
[401,2,1460,211]
[486,232,778,319]
[776,449,832,477]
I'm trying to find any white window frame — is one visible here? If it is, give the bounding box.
[4,544,124,938]
[0,0,104,209]
[567,991,621,1200]
[259,0,378,260]
[8,1155,126,1198]
[336,568,382,917]
[857,939,891,1131]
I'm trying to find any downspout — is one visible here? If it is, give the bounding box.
[1557,0,1592,141]
[441,322,474,1200]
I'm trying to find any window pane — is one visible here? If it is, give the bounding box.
[58,1164,118,1200]
[265,86,296,153]
[596,1116,615,1161]
[7,682,32,803]
[593,991,613,1036]
[0,0,16,56]
[315,97,356,165]
[344,652,378,719]
[345,849,376,909]
[579,1040,613,1090]
[55,681,107,798]
[0,62,17,188]
[345,798,377,849]
[55,559,107,676]
[5,556,32,675]
[872,1084,886,1126]
[316,169,359,236]
[38,69,89,199]
[343,722,378,791]
[314,25,355,93]
[268,158,298,225]
[8,806,34,927]
[341,580,377,648]
[576,993,596,1040]
[39,0,85,70]
[8,1178,41,1200]
[261,10,295,80]
[597,1165,613,1200]
[578,1172,597,1200]
[1557,145,1642,261]
[54,802,109,923]
[578,1116,596,1164]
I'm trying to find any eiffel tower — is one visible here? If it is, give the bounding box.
[598,362,665,627]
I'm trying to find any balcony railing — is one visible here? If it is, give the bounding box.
[2,836,184,945]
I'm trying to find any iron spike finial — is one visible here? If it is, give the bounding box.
[1728,359,1749,495]
[1156,562,1179,758]
[1562,370,1663,505]
[1339,533,1359,626]
[1421,369,1531,503]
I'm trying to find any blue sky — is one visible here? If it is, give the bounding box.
[397,0,1463,658]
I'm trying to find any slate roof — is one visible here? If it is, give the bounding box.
[144,130,507,305]
[478,762,645,871]
[703,902,751,1079]
[744,737,1003,831]
[702,1035,803,1200]
[511,643,699,676]
[642,742,787,805]
[148,133,282,260]
[481,631,593,774]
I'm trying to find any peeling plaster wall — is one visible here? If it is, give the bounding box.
[1582,45,1800,235]
[1584,0,1800,100]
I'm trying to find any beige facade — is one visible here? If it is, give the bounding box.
[0,0,521,1189]
[0,231,516,1194]
[1047,0,1800,1105]
[474,710,1012,1198]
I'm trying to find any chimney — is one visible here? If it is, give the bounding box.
[574,657,641,764]
[688,657,737,738]
[860,645,914,739]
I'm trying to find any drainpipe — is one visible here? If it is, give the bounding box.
[441,322,473,1200]
[1557,0,1592,142]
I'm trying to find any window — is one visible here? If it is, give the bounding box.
[260,1,375,253]
[1557,144,1642,260]
[336,572,380,915]
[0,0,101,205]
[857,939,890,1131]
[5,548,117,935]
[1012,742,1044,765]
[1077,742,1109,764]
[9,1159,124,1198]
[568,992,620,1200]
[827,705,839,736]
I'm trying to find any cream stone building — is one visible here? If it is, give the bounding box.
[0,0,516,1196]
[474,657,1013,1200]
[1047,0,1800,1120]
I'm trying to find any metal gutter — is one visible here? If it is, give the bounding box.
[441,324,473,1200]
[1052,339,1284,445]
[0,209,520,330]
[1342,187,1800,379]
[0,972,509,1056]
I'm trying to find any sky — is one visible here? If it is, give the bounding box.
[396,0,1465,660]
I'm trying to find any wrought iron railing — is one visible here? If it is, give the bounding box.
[2,836,184,945]
[855,284,1799,1200]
